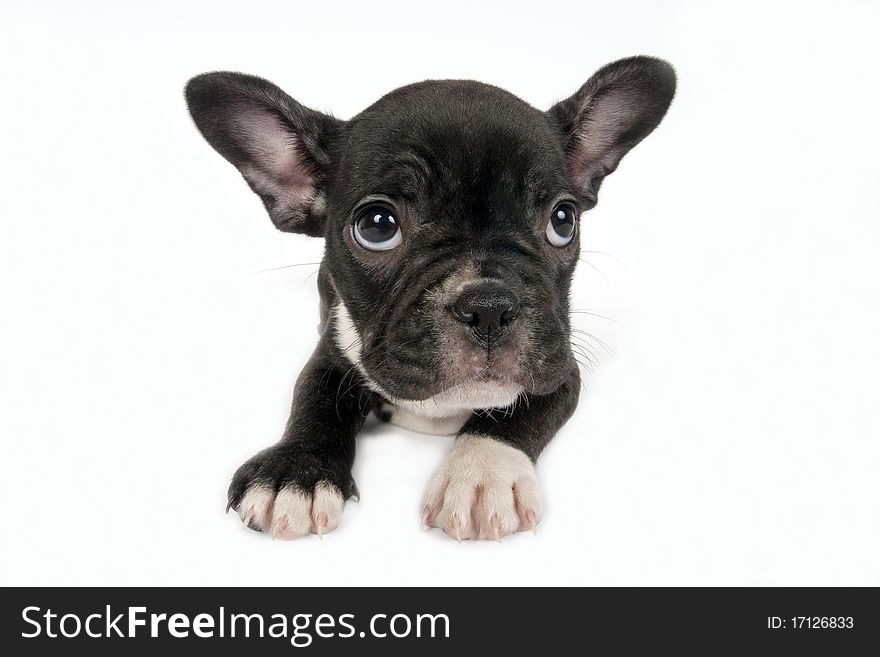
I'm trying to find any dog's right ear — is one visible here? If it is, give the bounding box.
[185,72,343,237]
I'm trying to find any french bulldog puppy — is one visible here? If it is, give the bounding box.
[185,56,675,541]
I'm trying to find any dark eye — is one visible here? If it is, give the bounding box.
[546,203,577,247]
[353,205,402,251]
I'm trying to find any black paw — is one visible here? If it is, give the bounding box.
[227,445,358,539]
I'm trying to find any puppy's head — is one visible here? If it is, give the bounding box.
[186,57,675,409]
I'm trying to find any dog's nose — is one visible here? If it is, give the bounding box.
[451,283,520,336]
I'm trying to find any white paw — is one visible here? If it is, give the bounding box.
[237,481,345,540]
[422,434,542,541]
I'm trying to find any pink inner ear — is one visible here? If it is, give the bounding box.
[568,120,615,188]
[235,110,317,210]
[569,91,641,186]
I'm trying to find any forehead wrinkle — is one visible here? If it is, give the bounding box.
[350,143,439,204]
[345,102,571,226]
[383,149,433,199]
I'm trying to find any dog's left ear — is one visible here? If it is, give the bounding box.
[548,56,676,208]
[185,72,344,236]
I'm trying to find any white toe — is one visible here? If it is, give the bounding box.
[270,486,313,540]
[513,475,543,530]
[238,485,275,531]
[476,481,520,539]
[310,482,345,536]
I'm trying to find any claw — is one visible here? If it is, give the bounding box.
[525,509,538,534]
[314,513,328,540]
[451,515,462,543]
[490,514,502,542]
[242,507,255,527]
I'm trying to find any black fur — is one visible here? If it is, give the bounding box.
[185,56,676,525]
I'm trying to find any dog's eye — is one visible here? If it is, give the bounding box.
[546,203,577,247]
[353,205,402,251]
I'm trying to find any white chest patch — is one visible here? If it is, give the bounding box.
[380,402,471,436]
[332,301,523,435]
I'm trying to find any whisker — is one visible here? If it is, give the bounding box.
[578,258,608,283]
[580,250,622,265]
[321,340,359,385]
[570,333,610,357]
[573,330,616,356]
[300,268,321,287]
[571,337,604,364]
[570,310,622,325]
[244,262,322,276]
[571,356,597,381]
[570,342,599,369]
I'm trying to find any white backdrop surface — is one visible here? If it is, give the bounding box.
[1,0,878,585]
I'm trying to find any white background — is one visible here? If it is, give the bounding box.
[1,0,878,586]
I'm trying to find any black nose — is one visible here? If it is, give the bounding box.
[451,283,520,336]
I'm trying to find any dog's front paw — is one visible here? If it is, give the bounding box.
[227,445,356,540]
[422,434,542,541]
